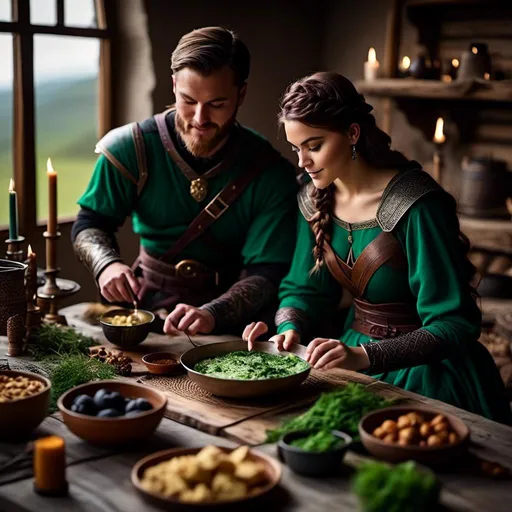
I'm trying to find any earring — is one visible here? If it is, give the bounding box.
[351,144,357,161]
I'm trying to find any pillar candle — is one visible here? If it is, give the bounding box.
[8,178,19,240]
[33,436,68,496]
[47,158,57,236]
[364,47,380,81]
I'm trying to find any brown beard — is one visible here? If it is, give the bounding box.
[175,110,237,158]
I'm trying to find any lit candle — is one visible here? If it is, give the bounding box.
[47,158,57,236]
[432,117,446,184]
[399,56,411,78]
[33,436,68,496]
[26,245,38,303]
[8,178,19,241]
[364,47,380,81]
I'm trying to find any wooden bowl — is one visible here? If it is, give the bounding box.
[0,370,51,440]
[132,446,281,510]
[142,352,183,375]
[359,406,470,466]
[100,308,155,349]
[180,340,310,398]
[57,380,167,446]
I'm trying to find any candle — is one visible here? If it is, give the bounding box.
[47,158,57,236]
[26,245,38,303]
[432,117,446,184]
[364,47,380,81]
[8,178,19,241]
[33,436,68,496]
[399,56,411,77]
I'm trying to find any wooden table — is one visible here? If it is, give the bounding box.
[0,303,511,511]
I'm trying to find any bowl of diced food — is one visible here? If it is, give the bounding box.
[0,370,51,440]
[132,444,281,509]
[277,429,353,477]
[358,406,470,465]
[100,308,155,348]
[57,380,166,445]
[179,340,310,398]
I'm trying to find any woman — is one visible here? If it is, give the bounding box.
[243,72,510,423]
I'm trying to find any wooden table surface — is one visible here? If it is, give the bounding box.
[0,303,511,511]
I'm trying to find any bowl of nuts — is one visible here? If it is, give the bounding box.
[100,308,155,349]
[0,370,51,440]
[358,406,470,466]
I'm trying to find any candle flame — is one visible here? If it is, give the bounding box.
[484,72,490,80]
[9,178,15,193]
[452,58,459,68]
[401,56,411,70]
[368,47,377,64]
[47,157,56,174]
[433,117,446,144]
[28,245,33,256]
[471,47,478,55]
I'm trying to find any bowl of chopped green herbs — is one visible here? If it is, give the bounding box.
[277,429,353,477]
[180,340,310,398]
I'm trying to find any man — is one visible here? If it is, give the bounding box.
[72,26,298,336]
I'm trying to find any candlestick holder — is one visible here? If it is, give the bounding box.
[5,236,25,262]
[37,231,80,326]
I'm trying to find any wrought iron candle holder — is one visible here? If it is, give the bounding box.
[5,236,25,262]
[36,230,80,325]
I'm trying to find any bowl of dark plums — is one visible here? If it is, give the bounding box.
[58,380,167,446]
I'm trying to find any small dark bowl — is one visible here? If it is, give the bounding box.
[277,430,353,477]
[142,352,183,375]
[100,308,155,349]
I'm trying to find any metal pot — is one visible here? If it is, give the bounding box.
[0,259,27,336]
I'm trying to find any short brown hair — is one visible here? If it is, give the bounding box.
[171,26,250,86]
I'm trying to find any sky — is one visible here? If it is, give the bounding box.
[0,0,98,89]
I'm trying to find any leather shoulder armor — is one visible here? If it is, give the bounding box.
[377,168,442,232]
[297,181,316,221]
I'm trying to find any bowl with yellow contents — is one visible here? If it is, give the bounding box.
[132,445,281,509]
[100,308,155,349]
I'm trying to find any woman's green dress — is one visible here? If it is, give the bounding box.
[278,187,511,424]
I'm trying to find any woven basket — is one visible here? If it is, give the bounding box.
[0,259,27,336]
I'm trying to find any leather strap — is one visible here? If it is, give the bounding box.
[131,122,148,196]
[322,231,405,297]
[155,147,280,263]
[154,110,240,182]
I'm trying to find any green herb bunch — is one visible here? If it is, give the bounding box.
[30,324,98,361]
[290,430,345,452]
[48,355,117,411]
[266,383,392,442]
[352,460,439,512]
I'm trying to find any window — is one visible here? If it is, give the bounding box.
[0,0,112,234]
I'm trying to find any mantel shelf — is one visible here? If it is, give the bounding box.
[356,79,512,103]
[460,215,512,233]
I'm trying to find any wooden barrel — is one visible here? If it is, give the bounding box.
[459,157,511,219]
[0,259,27,336]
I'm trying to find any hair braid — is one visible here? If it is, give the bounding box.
[309,184,335,274]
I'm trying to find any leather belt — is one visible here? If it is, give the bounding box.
[351,297,421,339]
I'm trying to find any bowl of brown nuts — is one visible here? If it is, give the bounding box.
[359,406,470,466]
[0,370,51,440]
[100,308,155,349]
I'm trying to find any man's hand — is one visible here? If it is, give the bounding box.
[164,304,216,336]
[97,262,140,303]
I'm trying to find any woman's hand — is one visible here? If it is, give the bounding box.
[163,304,215,335]
[242,322,301,351]
[306,338,370,371]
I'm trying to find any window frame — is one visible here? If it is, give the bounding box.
[0,0,113,236]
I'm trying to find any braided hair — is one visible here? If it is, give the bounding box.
[278,72,477,297]
[279,72,409,273]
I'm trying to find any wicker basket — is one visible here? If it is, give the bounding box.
[0,259,27,336]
